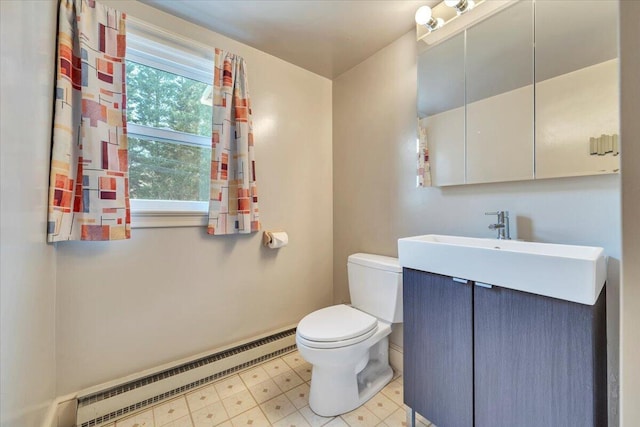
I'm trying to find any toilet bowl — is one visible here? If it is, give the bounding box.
[296,253,403,417]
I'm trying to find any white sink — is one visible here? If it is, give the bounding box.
[397,234,606,305]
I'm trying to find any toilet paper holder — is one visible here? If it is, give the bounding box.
[262,230,288,248]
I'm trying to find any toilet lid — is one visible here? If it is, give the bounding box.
[297,305,377,342]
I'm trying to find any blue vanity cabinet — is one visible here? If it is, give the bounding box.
[403,268,473,427]
[403,268,607,427]
[474,283,608,427]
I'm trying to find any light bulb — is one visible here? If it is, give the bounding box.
[415,6,433,25]
[445,0,475,14]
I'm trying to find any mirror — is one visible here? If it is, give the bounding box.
[416,0,620,186]
[465,1,533,184]
[535,0,619,178]
[417,33,465,186]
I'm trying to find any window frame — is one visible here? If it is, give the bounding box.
[125,19,215,228]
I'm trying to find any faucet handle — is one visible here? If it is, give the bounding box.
[485,211,511,240]
[485,210,509,218]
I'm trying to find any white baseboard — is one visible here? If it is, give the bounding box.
[389,343,403,374]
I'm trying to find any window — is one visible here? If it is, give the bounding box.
[126,21,214,227]
[126,62,212,202]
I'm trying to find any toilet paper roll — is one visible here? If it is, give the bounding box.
[263,231,288,249]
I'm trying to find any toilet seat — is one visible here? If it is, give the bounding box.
[297,305,378,349]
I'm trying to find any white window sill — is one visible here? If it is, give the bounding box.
[131,211,207,228]
[130,200,208,228]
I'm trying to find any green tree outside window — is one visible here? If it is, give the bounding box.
[126,61,212,201]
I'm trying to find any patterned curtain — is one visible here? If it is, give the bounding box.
[417,120,432,187]
[208,49,260,235]
[47,0,129,242]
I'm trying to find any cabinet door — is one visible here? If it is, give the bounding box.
[403,269,473,427]
[474,285,607,427]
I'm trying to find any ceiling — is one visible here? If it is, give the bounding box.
[140,0,437,79]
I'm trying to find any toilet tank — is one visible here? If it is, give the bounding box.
[347,253,403,323]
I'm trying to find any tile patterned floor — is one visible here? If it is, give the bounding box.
[107,350,434,427]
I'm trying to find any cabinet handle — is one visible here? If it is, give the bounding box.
[453,277,468,284]
[475,282,493,289]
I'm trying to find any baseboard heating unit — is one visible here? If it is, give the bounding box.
[76,327,297,427]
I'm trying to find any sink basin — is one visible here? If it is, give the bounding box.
[397,234,606,305]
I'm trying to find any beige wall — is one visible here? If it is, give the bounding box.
[620,1,640,425]
[333,30,621,424]
[0,1,58,426]
[55,1,333,394]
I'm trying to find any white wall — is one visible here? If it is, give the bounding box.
[333,31,621,425]
[0,1,58,426]
[619,1,640,425]
[55,1,333,394]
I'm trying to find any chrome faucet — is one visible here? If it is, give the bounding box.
[485,211,510,240]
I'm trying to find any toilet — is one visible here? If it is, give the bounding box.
[296,253,403,416]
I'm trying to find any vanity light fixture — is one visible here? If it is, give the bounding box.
[444,0,476,15]
[415,5,444,32]
[416,0,514,44]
